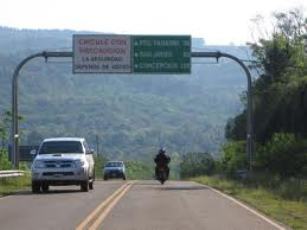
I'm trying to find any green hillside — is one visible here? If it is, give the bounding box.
[0,27,248,161]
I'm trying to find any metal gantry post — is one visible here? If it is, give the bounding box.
[11,51,73,168]
[191,52,254,171]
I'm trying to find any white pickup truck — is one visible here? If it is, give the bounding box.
[31,137,95,193]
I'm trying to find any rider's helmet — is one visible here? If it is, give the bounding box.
[159,147,166,154]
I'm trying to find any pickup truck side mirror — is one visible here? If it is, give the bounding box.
[30,149,37,155]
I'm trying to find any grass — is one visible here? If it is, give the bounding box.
[192,175,307,230]
[0,173,31,196]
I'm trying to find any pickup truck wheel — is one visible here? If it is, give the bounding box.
[42,184,49,192]
[81,181,89,192]
[123,175,126,180]
[32,182,41,193]
[103,176,108,181]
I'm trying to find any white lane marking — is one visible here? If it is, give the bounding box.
[195,182,287,230]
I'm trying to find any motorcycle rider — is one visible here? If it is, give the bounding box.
[154,147,171,179]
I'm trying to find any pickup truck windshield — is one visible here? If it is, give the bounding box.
[39,141,83,154]
[105,162,123,167]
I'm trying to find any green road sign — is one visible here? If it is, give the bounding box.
[132,36,191,74]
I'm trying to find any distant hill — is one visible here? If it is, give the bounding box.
[0,27,251,161]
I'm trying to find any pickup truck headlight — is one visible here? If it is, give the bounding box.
[74,159,85,167]
[33,160,44,168]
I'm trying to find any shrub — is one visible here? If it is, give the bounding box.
[125,161,153,180]
[0,148,12,170]
[94,154,108,178]
[220,141,248,176]
[255,133,307,178]
[180,152,215,178]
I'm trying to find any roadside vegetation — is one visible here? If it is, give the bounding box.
[0,148,11,170]
[94,154,108,179]
[0,173,31,196]
[1,115,33,195]
[192,176,307,230]
[181,9,307,230]
[182,144,307,229]
[125,161,154,180]
[0,148,31,196]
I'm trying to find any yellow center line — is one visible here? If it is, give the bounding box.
[75,182,134,230]
[89,182,133,230]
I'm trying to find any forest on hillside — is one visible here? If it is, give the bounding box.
[0,27,250,161]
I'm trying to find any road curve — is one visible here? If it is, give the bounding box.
[100,180,284,230]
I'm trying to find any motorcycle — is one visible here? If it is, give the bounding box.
[156,166,168,185]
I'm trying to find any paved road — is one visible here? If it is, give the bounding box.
[0,180,125,230]
[100,181,282,230]
[0,180,284,230]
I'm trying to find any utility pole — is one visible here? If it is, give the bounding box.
[95,134,99,155]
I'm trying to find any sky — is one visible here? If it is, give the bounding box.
[1,0,306,45]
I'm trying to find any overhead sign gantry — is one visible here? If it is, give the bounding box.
[73,35,191,74]
[11,34,253,171]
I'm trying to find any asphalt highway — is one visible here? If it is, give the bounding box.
[0,180,285,230]
[0,180,125,230]
[100,180,284,230]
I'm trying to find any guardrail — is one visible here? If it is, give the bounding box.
[0,170,25,178]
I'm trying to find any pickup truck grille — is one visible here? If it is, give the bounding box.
[42,172,74,176]
[44,160,74,168]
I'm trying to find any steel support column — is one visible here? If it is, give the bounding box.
[11,51,72,168]
[192,51,253,171]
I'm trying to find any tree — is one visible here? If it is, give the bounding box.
[94,154,108,178]
[249,9,306,82]
[227,9,307,143]
[255,133,307,178]
[0,148,11,169]
[0,111,12,147]
[220,141,247,175]
[180,152,215,178]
